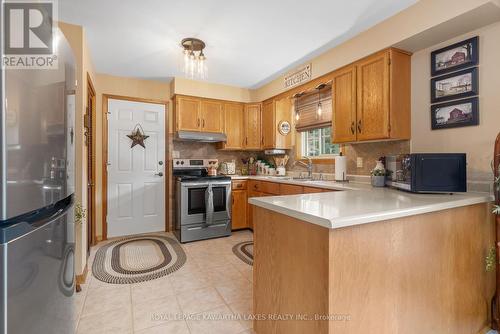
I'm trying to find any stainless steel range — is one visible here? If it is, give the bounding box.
[173,159,232,243]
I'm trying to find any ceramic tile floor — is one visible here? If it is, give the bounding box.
[74,230,255,334]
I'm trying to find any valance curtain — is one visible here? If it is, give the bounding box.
[294,85,332,132]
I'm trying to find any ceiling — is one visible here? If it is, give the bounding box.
[59,0,417,88]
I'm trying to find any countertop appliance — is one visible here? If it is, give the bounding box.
[173,159,231,243]
[0,30,76,333]
[385,153,467,193]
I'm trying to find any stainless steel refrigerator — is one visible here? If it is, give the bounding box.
[0,30,77,333]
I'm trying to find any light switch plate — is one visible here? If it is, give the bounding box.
[356,157,363,168]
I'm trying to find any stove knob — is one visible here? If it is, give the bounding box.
[176,161,180,165]
[181,161,185,165]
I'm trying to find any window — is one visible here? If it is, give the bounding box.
[301,126,340,157]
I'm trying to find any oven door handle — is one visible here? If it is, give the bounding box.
[226,187,231,219]
[181,182,210,188]
[205,184,214,224]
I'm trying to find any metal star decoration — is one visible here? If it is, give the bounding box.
[127,127,149,148]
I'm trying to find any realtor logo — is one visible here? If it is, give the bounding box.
[2,1,58,69]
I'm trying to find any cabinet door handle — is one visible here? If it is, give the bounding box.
[202,119,205,128]
[350,122,355,135]
[245,137,248,146]
[197,119,200,127]
[357,120,362,133]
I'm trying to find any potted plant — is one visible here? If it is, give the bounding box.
[370,159,387,187]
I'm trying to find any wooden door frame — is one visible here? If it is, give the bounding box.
[102,94,169,240]
[86,73,97,247]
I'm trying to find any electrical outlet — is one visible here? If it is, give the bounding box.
[173,150,180,159]
[356,157,363,168]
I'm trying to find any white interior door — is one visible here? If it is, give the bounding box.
[107,98,165,238]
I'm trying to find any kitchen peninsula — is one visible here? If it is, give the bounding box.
[249,187,495,334]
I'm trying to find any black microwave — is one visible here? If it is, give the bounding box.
[384,153,467,193]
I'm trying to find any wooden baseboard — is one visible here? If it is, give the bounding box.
[76,263,88,285]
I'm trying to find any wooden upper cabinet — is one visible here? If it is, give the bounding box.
[332,65,357,143]
[331,48,411,144]
[356,51,390,141]
[244,103,262,150]
[261,98,292,150]
[262,100,275,149]
[200,100,223,133]
[274,97,292,149]
[176,96,201,131]
[221,103,244,149]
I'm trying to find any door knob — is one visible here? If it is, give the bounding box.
[155,172,164,177]
[158,161,163,165]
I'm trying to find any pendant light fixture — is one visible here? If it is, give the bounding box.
[315,83,327,119]
[292,92,305,122]
[181,38,207,80]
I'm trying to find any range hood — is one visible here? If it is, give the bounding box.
[176,130,227,143]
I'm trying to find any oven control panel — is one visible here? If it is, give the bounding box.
[173,159,218,169]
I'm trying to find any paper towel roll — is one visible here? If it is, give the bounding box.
[335,155,347,181]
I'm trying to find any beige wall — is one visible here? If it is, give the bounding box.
[94,74,171,239]
[171,77,253,102]
[411,21,500,182]
[253,0,493,101]
[59,22,96,276]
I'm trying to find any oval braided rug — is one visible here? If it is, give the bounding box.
[232,241,253,266]
[92,234,186,284]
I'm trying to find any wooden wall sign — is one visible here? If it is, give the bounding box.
[284,64,312,89]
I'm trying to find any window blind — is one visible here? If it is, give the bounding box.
[294,85,332,132]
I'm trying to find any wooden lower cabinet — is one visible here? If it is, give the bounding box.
[279,184,303,195]
[240,180,337,230]
[231,189,248,230]
[303,186,324,194]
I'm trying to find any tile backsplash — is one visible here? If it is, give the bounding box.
[344,140,410,175]
[172,140,410,176]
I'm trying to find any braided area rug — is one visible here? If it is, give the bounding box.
[232,241,253,266]
[92,234,186,284]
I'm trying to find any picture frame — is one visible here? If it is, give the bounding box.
[430,67,478,103]
[431,97,479,130]
[431,36,478,76]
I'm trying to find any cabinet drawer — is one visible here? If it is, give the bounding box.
[303,186,324,194]
[260,181,280,195]
[279,184,303,195]
[232,180,247,190]
[249,180,261,192]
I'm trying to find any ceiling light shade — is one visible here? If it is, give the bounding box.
[181,38,207,80]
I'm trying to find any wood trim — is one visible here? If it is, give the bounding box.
[101,94,169,241]
[86,73,97,247]
[102,96,109,240]
[103,94,168,106]
[75,263,88,285]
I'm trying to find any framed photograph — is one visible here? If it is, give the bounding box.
[430,67,478,103]
[431,97,479,130]
[431,36,478,76]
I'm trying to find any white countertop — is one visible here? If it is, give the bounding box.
[230,175,360,191]
[243,176,493,229]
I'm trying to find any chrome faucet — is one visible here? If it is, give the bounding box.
[294,156,313,179]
